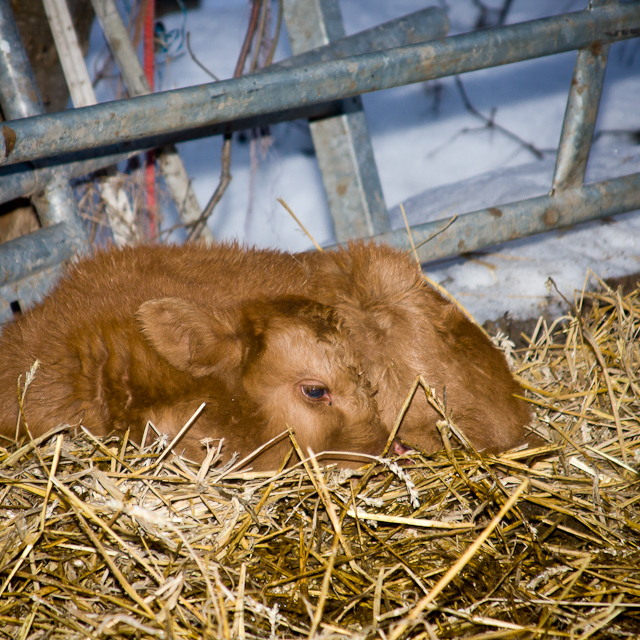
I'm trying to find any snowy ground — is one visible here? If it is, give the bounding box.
[88,0,640,324]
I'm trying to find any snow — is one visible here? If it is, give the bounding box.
[88,0,640,324]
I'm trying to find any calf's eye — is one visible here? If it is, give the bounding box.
[303,385,327,399]
[300,383,331,404]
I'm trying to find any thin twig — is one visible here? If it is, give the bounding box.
[188,0,263,240]
[400,203,420,266]
[187,136,232,241]
[264,0,283,67]
[455,76,545,160]
[186,32,219,80]
[411,214,458,252]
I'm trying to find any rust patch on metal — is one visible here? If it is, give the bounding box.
[488,207,502,218]
[2,126,16,157]
[336,182,348,197]
[457,239,465,251]
[543,207,560,227]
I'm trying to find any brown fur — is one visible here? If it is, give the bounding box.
[0,241,531,467]
[300,242,532,453]
[0,243,387,469]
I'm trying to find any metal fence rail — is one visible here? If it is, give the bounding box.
[1,2,638,165]
[0,0,88,320]
[377,172,640,261]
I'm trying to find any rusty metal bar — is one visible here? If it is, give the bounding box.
[0,2,637,166]
[369,172,640,262]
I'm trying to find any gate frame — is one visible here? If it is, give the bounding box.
[0,0,638,321]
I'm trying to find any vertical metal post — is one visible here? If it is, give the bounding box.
[283,0,390,241]
[551,0,611,191]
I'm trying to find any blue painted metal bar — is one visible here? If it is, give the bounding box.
[368,172,640,263]
[0,1,637,166]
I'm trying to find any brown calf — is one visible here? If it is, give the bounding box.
[0,241,532,468]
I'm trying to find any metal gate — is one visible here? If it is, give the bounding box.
[0,0,639,322]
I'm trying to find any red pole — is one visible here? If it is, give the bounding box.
[143,0,157,238]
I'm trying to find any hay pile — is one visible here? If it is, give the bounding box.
[0,280,639,639]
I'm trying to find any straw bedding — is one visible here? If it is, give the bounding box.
[0,277,638,639]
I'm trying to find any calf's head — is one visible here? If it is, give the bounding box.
[303,242,531,454]
[137,295,387,469]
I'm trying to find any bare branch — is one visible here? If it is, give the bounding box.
[455,76,545,160]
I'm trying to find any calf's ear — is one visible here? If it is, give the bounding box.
[136,298,243,377]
